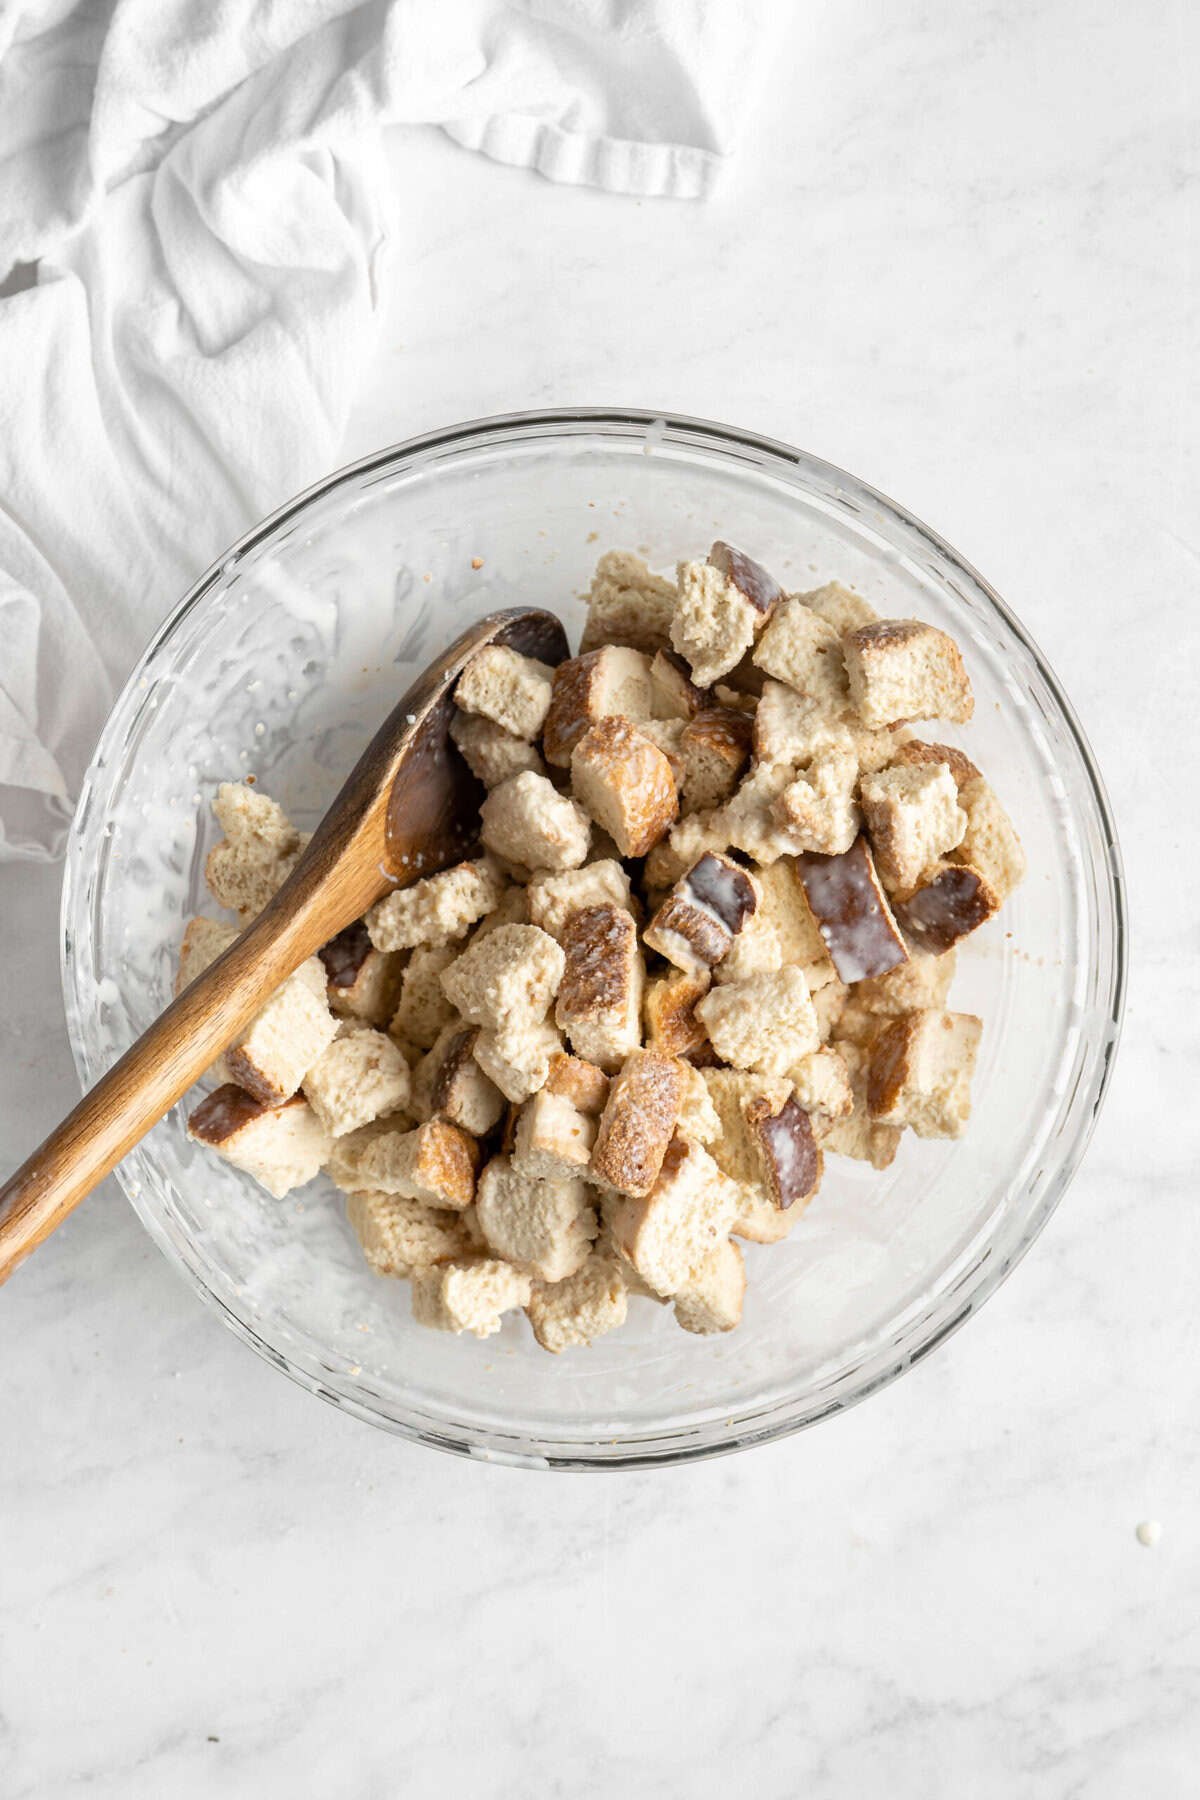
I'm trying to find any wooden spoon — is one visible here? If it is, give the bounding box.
[0,606,569,1284]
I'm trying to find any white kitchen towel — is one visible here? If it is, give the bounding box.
[0,0,781,862]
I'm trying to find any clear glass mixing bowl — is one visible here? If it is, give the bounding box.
[61,410,1126,1469]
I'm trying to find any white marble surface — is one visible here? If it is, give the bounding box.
[3,5,1198,1795]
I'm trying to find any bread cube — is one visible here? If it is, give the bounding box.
[677,709,754,813]
[643,969,711,1059]
[670,542,783,686]
[776,749,861,856]
[853,946,957,1016]
[696,966,819,1075]
[788,1046,854,1121]
[795,836,909,984]
[439,922,564,1034]
[950,775,1025,903]
[711,909,782,986]
[345,1117,480,1209]
[590,1050,685,1197]
[525,859,634,943]
[579,550,678,656]
[649,649,712,720]
[366,857,504,952]
[187,1086,330,1198]
[473,1018,563,1104]
[480,771,591,873]
[893,859,1001,954]
[798,580,879,636]
[753,679,900,774]
[542,647,655,767]
[512,1088,598,1180]
[723,761,814,864]
[555,904,644,1072]
[676,1060,722,1145]
[673,1238,746,1335]
[608,1135,742,1296]
[411,1022,505,1134]
[544,1052,610,1116]
[410,1258,533,1339]
[890,737,981,786]
[844,619,973,729]
[205,782,309,920]
[319,920,404,1026]
[641,808,731,901]
[753,598,849,704]
[450,710,546,787]
[454,644,555,739]
[754,858,838,991]
[636,717,686,783]
[819,1040,904,1170]
[176,917,239,994]
[570,717,679,858]
[860,761,967,892]
[387,943,457,1050]
[526,1249,630,1353]
[474,1157,596,1282]
[702,1069,822,1239]
[644,852,760,977]
[225,956,338,1106]
[345,1189,479,1278]
[867,1008,983,1138]
[301,1027,410,1138]
[812,976,849,1043]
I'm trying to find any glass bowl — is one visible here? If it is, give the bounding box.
[61,409,1126,1470]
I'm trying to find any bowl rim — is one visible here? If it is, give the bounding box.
[61,405,1129,1471]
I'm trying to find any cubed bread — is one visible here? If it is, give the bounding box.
[644,852,760,977]
[754,858,838,991]
[301,1027,411,1138]
[411,1022,506,1133]
[205,782,309,919]
[795,836,909,983]
[512,1087,598,1180]
[176,917,238,994]
[464,881,529,945]
[890,738,981,787]
[388,943,457,1049]
[570,717,679,857]
[410,1258,533,1339]
[893,860,1001,954]
[542,647,655,767]
[480,771,591,873]
[853,946,957,1016]
[366,857,504,952]
[643,969,711,1059]
[186,1086,330,1198]
[676,709,754,812]
[843,619,974,729]
[711,908,782,985]
[473,1018,563,1104]
[696,966,819,1075]
[753,598,849,704]
[225,956,338,1106]
[811,976,849,1043]
[319,920,405,1025]
[673,1238,746,1335]
[454,644,555,739]
[798,580,879,636]
[722,761,807,864]
[949,775,1025,903]
[555,903,644,1072]
[345,1189,479,1278]
[525,860,634,943]
[867,1008,983,1138]
[590,1050,686,1197]
[788,1046,854,1121]
[671,542,783,686]
[474,1157,596,1282]
[753,681,848,768]
[676,1060,722,1145]
[608,1135,743,1296]
[819,1040,903,1170]
[636,716,687,783]
[526,1249,630,1353]
[642,808,731,901]
[860,761,967,892]
[544,1052,610,1116]
[342,1117,480,1209]
[702,1069,822,1239]
[649,649,712,720]
[450,710,546,787]
[776,749,861,855]
[579,550,678,656]
[440,922,564,1033]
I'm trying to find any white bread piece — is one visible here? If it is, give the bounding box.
[673,1238,746,1335]
[670,542,783,687]
[440,923,564,1033]
[853,946,957,1016]
[366,857,505,952]
[176,917,239,994]
[473,1018,563,1104]
[754,858,838,991]
[205,782,309,919]
[893,858,1002,955]
[579,550,678,656]
[480,771,591,873]
[702,1069,822,1240]
[544,1052,610,1116]
[225,956,338,1106]
[474,1157,597,1282]
[675,709,754,814]
[649,648,712,720]
[411,1258,533,1339]
[301,1027,411,1138]
[711,909,782,985]
[866,1008,983,1139]
[753,598,849,705]
[450,710,546,787]
[512,1088,598,1180]
[346,1189,479,1278]
[812,976,849,1043]
[187,1086,330,1199]
[798,580,879,636]
[454,644,555,739]
[644,852,760,978]
[526,1249,630,1353]
[753,680,900,775]
[345,1117,481,1209]
[542,646,655,767]
[324,1116,414,1194]
[795,836,909,984]
[643,969,711,1060]
[844,619,974,729]
[676,1060,722,1146]
[636,716,686,783]
[319,922,404,1026]
[696,967,819,1076]
[464,882,529,949]
[860,761,967,892]
[609,1135,742,1297]
[570,716,679,858]
[642,808,730,902]
[788,1046,854,1122]
[950,774,1025,903]
[723,761,807,865]
[820,1039,904,1170]
[411,1022,505,1134]
[776,749,861,856]
[555,903,644,1073]
[526,859,634,943]
[590,1050,685,1198]
[388,943,457,1050]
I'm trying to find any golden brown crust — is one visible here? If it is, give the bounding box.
[542,652,602,768]
[590,1051,685,1197]
[570,717,680,858]
[890,738,981,787]
[544,1053,610,1115]
[643,969,712,1058]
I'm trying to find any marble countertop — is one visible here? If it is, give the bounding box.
[3,7,1197,1795]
